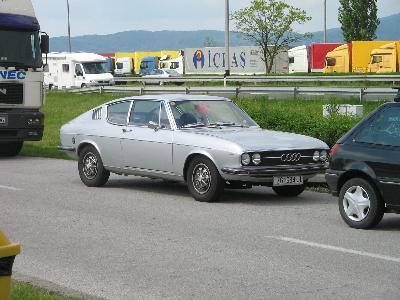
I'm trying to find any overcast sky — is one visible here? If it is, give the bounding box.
[32,0,400,37]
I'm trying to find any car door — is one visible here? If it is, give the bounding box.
[95,101,132,168]
[121,100,174,174]
[352,105,400,207]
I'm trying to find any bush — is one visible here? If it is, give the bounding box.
[235,97,383,147]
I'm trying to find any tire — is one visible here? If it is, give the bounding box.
[338,178,384,229]
[78,145,110,187]
[187,156,224,202]
[272,185,305,197]
[0,142,23,157]
[81,83,87,89]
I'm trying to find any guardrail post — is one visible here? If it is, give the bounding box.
[99,86,103,95]
[359,88,365,102]
[139,87,144,96]
[294,87,298,100]
[186,88,190,95]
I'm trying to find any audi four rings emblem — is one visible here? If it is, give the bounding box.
[281,153,302,162]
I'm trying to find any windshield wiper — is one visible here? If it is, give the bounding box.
[181,122,206,128]
[208,122,249,128]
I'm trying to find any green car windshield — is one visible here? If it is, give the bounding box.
[169,100,259,128]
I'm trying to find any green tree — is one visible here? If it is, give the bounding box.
[203,37,218,47]
[338,0,380,42]
[232,0,311,74]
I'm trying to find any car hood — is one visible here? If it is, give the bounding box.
[190,127,328,151]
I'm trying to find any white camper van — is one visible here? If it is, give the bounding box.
[44,52,115,89]
[159,54,184,75]
[288,45,309,74]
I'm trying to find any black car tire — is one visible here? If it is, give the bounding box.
[272,185,305,197]
[338,178,384,229]
[78,145,110,187]
[0,142,23,157]
[187,156,224,202]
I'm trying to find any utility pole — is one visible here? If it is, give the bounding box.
[324,0,327,43]
[224,0,230,87]
[67,0,72,52]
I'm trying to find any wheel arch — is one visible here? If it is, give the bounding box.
[183,151,220,182]
[77,140,102,157]
[338,170,381,199]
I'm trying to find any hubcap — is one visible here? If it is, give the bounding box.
[192,163,212,195]
[82,152,98,180]
[343,185,371,222]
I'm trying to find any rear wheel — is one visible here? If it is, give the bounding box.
[78,145,110,187]
[338,178,384,229]
[0,142,23,157]
[187,156,224,202]
[272,185,305,197]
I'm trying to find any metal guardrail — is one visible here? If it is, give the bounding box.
[113,75,400,84]
[72,86,398,101]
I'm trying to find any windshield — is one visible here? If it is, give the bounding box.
[169,100,259,128]
[0,30,42,68]
[82,62,107,74]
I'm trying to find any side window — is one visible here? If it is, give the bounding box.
[75,64,83,76]
[160,102,171,129]
[129,101,161,127]
[355,107,400,147]
[107,102,131,125]
[62,64,69,72]
[289,57,295,64]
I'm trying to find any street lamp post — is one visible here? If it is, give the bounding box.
[224,0,230,87]
[324,0,327,43]
[67,0,72,52]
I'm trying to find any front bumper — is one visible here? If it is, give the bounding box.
[325,169,344,196]
[221,163,327,184]
[0,110,44,142]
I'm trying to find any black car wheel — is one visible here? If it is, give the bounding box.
[0,142,23,157]
[272,185,305,197]
[187,156,224,202]
[338,178,384,229]
[78,146,110,187]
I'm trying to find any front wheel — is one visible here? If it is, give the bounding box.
[187,156,224,202]
[78,146,110,187]
[272,185,305,197]
[338,178,384,229]
[0,142,23,157]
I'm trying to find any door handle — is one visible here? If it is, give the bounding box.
[122,128,132,133]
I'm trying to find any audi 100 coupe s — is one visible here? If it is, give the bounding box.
[59,95,329,202]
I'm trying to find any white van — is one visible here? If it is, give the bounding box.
[44,52,115,89]
[159,54,184,75]
[288,45,309,74]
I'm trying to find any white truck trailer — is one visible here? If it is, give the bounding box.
[44,52,115,89]
[0,0,49,156]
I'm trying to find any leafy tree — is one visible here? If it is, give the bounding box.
[232,0,311,74]
[203,37,217,47]
[338,0,380,42]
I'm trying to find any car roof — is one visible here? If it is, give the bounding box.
[105,94,229,105]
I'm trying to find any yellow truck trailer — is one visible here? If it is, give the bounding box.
[368,42,400,73]
[324,41,392,73]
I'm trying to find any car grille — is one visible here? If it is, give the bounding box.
[261,150,317,166]
[0,83,23,104]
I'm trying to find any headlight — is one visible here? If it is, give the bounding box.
[252,153,261,165]
[313,151,320,162]
[320,150,328,162]
[241,153,251,166]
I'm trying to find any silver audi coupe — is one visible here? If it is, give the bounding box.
[59,95,329,202]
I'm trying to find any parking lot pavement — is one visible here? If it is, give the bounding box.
[1,156,400,299]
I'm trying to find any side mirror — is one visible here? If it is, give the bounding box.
[40,34,49,54]
[148,121,159,131]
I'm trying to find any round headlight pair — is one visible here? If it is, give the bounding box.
[313,150,328,162]
[241,153,261,166]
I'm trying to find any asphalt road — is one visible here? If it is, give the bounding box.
[1,157,400,299]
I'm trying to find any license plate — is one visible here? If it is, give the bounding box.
[273,176,303,186]
[0,115,7,126]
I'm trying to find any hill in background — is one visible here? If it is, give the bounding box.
[50,13,400,53]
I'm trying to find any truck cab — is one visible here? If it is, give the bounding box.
[323,44,351,73]
[369,42,400,73]
[114,57,134,77]
[0,0,49,156]
[139,56,159,76]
